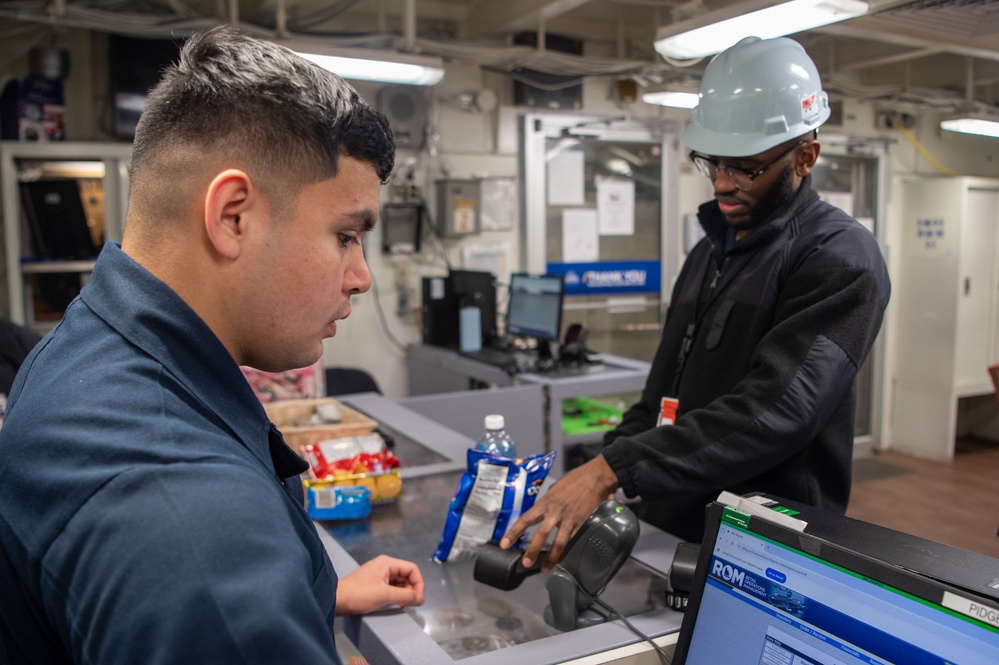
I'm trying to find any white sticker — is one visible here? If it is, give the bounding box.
[942,591,999,629]
[447,462,510,560]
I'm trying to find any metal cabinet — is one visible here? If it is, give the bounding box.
[893,176,999,460]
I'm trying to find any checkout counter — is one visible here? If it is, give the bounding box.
[322,391,685,664]
[405,344,652,476]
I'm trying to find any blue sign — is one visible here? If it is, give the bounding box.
[546,261,661,296]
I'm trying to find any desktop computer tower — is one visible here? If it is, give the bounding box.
[421,270,497,348]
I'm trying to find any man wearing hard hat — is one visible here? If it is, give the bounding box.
[502,36,891,567]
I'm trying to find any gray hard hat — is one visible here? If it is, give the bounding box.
[682,36,831,158]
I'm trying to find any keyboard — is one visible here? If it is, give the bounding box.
[460,346,518,368]
[460,347,540,373]
[534,362,606,378]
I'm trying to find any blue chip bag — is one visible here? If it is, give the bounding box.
[432,448,556,563]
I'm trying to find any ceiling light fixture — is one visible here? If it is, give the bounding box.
[291,45,445,86]
[940,60,999,139]
[642,84,700,109]
[940,111,999,139]
[654,0,869,60]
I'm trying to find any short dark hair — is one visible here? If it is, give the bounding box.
[129,25,394,221]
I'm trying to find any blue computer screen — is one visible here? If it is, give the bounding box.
[676,504,999,665]
[505,273,564,342]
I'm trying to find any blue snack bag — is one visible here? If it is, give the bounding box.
[432,449,556,563]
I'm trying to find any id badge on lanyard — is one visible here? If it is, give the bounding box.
[657,397,679,427]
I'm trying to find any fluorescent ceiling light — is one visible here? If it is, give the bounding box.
[654,0,869,60]
[940,114,999,139]
[642,90,699,109]
[292,46,444,86]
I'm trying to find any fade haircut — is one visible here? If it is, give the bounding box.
[128,25,394,226]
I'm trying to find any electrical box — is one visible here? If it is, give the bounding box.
[381,202,423,254]
[435,179,480,238]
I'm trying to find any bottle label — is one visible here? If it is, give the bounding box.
[432,449,556,563]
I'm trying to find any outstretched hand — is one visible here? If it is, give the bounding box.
[498,454,619,572]
[335,554,425,616]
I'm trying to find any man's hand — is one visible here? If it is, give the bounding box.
[335,554,425,616]
[498,454,619,572]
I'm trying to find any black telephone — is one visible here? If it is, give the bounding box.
[560,322,590,363]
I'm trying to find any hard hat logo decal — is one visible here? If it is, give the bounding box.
[801,93,817,118]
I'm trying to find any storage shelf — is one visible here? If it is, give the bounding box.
[20,260,98,274]
[2,141,131,331]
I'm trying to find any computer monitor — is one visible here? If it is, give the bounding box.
[505,273,564,343]
[672,495,999,665]
[421,270,497,349]
[19,179,98,260]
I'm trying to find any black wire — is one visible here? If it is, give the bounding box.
[594,596,673,664]
[367,262,408,354]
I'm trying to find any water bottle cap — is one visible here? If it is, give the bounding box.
[484,414,505,431]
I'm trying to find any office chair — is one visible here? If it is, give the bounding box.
[324,367,381,397]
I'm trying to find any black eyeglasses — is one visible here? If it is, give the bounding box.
[689,140,808,191]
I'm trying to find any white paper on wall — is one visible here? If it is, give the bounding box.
[547,150,585,206]
[462,243,511,282]
[819,191,854,217]
[562,209,599,262]
[597,178,635,235]
[480,178,516,231]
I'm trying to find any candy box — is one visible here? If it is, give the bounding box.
[265,397,378,449]
[303,484,372,521]
[303,470,403,505]
[300,432,403,503]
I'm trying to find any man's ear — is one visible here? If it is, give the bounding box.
[204,169,254,260]
[796,141,821,177]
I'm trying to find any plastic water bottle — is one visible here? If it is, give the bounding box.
[474,414,517,458]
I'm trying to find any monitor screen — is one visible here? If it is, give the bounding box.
[505,273,564,342]
[672,498,999,665]
[19,179,98,260]
[451,269,497,345]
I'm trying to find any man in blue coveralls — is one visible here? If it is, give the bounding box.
[0,25,423,664]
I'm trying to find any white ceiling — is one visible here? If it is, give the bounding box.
[354,0,999,111]
[3,0,999,111]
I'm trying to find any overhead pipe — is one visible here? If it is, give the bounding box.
[965,56,975,108]
[275,0,288,39]
[404,0,415,51]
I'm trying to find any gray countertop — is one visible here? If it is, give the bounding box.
[321,393,685,664]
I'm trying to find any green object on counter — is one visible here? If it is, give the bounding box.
[561,396,624,435]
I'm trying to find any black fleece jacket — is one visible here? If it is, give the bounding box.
[602,176,891,542]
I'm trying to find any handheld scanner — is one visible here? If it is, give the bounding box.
[558,499,640,598]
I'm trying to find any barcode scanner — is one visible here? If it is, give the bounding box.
[473,541,548,590]
[470,501,639,633]
[544,500,640,631]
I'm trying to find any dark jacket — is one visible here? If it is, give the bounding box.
[0,318,41,397]
[0,244,340,665]
[602,176,891,542]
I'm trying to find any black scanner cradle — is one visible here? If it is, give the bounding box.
[471,500,639,632]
